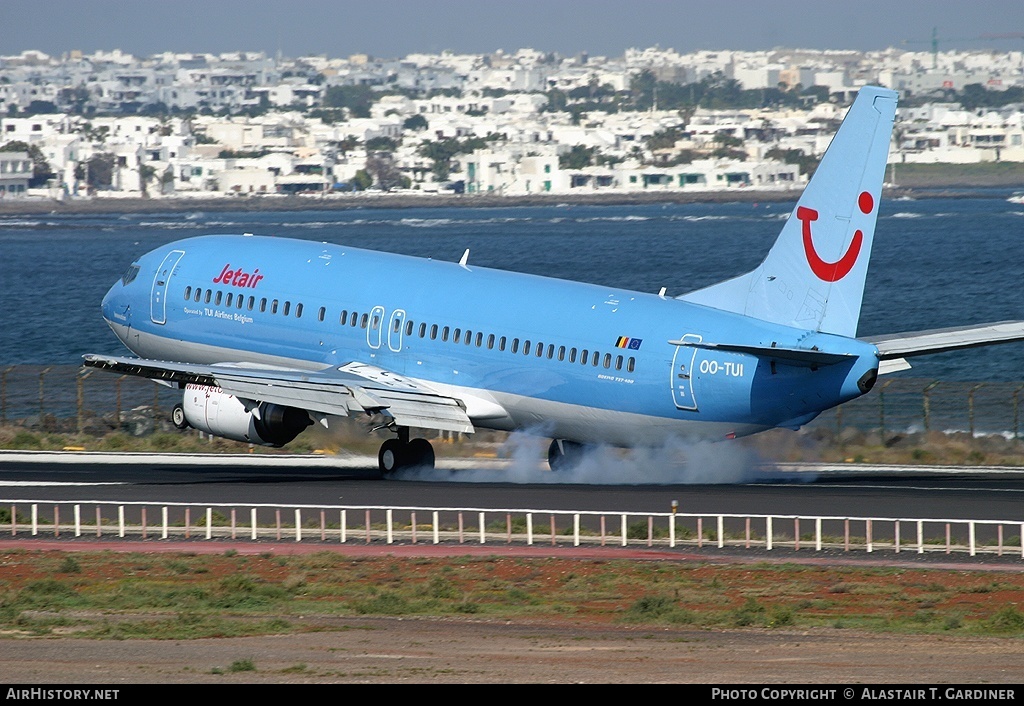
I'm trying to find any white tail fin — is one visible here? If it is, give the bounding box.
[681,85,898,337]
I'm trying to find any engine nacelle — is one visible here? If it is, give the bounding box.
[181,384,312,447]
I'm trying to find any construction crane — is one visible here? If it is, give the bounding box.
[903,28,1024,68]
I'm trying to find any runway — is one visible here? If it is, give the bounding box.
[2,450,1024,523]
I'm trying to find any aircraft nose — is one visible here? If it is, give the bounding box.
[101,279,131,327]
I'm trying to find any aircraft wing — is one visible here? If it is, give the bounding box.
[863,320,1024,359]
[82,354,475,434]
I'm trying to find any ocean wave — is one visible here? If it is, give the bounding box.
[0,219,46,228]
[572,215,651,223]
[889,212,923,219]
[136,221,203,229]
[399,218,455,228]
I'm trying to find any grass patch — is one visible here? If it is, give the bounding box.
[2,552,1024,639]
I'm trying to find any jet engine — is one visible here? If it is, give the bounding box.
[176,384,311,447]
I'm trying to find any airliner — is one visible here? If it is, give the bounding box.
[85,86,1024,475]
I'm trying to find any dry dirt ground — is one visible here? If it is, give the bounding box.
[1,617,1023,684]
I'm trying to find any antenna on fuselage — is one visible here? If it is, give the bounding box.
[658,287,667,298]
[459,249,470,266]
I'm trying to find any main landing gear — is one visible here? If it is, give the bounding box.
[547,439,585,471]
[378,427,436,475]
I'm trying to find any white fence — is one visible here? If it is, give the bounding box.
[3,499,1023,559]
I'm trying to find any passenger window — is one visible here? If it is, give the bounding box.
[237,295,244,310]
[627,357,635,373]
[205,290,212,304]
[351,311,359,327]
[558,346,565,361]
[247,296,255,311]
[581,350,589,365]
[615,355,623,370]
[487,334,494,349]
[499,336,506,351]
[194,289,201,302]
[442,326,449,342]
[523,340,531,355]
[511,338,519,354]
[405,320,413,336]
[371,313,379,328]
[360,313,368,328]
[184,286,192,300]
[603,353,612,369]
[260,298,267,313]
[536,341,544,357]
[569,348,577,363]
[453,328,461,344]
[419,323,426,338]
[271,299,279,314]
[464,330,473,346]
[393,318,401,332]
[475,332,483,347]
[295,303,303,318]
[547,344,554,359]
[430,324,438,340]
[222,292,229,307]
[283,301,291,317]
[340,310,348,325]
[318,306,326,322]
[593,351,600,367]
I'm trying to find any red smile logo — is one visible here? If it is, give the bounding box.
[800,191,874,282]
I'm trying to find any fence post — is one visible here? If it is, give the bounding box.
[922,381,940,433]
[115,376,126,427]
[968,384,985,438]
[878,380,895,440]
[1013,384,1024,441]
[39,367,51,421]
[766,516,773,551]
[0,366,13,423]
[77,369,93,434]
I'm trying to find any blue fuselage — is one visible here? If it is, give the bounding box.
[101,234,880,445]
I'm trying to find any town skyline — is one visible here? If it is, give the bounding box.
[4,0,1024,60]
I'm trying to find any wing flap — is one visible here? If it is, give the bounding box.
[83,354,475,434]
[863,321,1024,359]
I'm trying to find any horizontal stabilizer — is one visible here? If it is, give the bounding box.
[667,339,854,367]
[863,321,1024,359]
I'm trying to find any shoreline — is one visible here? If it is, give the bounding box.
[0,184,1005,216]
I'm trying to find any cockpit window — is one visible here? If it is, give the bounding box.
[120,262,141,286]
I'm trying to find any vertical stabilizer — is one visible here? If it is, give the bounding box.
[681,86,897,337]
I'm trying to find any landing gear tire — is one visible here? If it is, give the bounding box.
[171,403,189,430]
[378,438,436,475]
[407,438,436,470]
[378,438,407,475]
[548,439,584,471]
